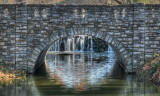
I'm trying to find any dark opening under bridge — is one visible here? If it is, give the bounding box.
[0,3,160,73]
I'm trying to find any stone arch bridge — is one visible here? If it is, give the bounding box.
[0,3,160,73]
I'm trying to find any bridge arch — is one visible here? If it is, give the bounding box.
[27,28,132,74]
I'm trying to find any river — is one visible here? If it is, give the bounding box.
[0,52,159,96]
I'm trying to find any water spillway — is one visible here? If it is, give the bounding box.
[48,35,112,53]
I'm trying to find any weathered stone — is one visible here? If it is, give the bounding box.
[0,4,160,74]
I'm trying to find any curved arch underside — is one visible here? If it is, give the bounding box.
[27,28,132,74]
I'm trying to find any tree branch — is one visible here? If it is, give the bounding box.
[114,0,122,4]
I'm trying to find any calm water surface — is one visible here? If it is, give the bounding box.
[0,52,159,96]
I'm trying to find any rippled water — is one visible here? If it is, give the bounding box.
[0,52,159,96]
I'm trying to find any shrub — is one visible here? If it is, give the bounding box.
[138,53,160,84]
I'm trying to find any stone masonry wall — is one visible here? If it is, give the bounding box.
[0,4,160,73]
[0,5,16,70]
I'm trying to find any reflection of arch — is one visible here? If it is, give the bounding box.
[45,52,117,89]
[27,28,132,73]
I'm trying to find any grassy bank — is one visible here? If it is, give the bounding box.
[138,53,160,85]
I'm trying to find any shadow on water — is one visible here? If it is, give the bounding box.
[0,74,159,96]
[33,61,47,76]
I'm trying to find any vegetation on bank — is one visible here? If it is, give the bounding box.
[0,62,26,80]
[138,53,160,85]
[115,0,160,4]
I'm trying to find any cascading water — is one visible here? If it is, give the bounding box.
[67,38,71,52]
[76,37,80,51]
[48,35,113,52]
[108,45,113,52]
[80,36,85,52]
[57,40,60,51]
[54,42,56,51]
[90,36,94,52]
[72,38,75,51]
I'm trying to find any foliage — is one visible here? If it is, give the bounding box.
[114,0,160,4]
[132,0,160,4]
[138,53,160,85]
[0,62,26,80]
[1,0,160,5]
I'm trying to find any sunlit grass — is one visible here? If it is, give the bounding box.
[0,71,26,79]
[0,71,26,86]
[0,62,26,86]
[0,72,26,87]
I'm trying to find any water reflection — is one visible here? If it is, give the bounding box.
[0,52,159,96]
[0,77,40,96]
[0,75,159,96]
[45,52,116,90]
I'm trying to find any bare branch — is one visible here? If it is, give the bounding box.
[114,0,122,4]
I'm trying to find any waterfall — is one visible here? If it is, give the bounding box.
[108,45,113,52]
[90,37,93,52]
[55,41,60,51]
[67,38,71,52]
[80,36,85,52]
[55,42,57,51]
[64,39,67,51]
[76,37,79,51]
[48,35,96,52]
[87,37,90,51]
[72,38,75,51]
[49,43,54,52]
[57,40,60,51]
